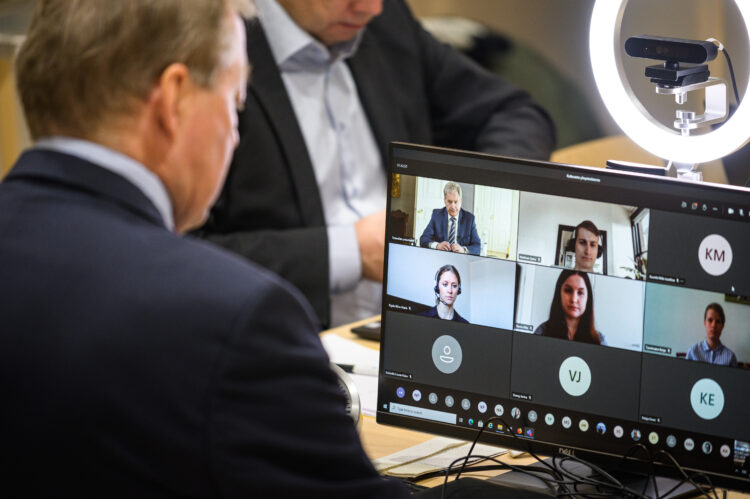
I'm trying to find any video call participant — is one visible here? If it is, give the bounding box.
[534,270,606,345]
[197,0,556,329]
[420,182,481,255]
[566,220,602,273]
[0,1,409,497]
[686,303,738,367]
[419,265,469,323]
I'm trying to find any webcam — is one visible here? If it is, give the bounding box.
[625,35,718,87]
[625,36,718,64]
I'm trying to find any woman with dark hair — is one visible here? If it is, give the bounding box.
[534,270,606,344]
[419,264,469,323]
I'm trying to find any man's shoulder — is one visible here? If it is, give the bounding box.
[460,208,475,220]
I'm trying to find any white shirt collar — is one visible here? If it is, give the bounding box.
[256,0,363,69]
[34,136,175,230]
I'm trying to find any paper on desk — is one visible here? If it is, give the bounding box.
[373,436,507,479]
[321,334,379,367]
[320,334,380,417]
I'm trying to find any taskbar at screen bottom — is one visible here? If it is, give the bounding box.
[376,378,750,486]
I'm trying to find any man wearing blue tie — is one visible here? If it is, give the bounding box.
[420,182,481,255]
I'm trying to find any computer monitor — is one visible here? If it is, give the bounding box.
[377,142,750,492]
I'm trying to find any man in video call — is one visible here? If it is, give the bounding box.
[686,303,738,367]
[420,182,481,255]
[0,1,411,496]
[197,0,556,329]
[568,220,602,273]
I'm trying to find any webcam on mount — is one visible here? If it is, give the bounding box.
[624,34,727,150]
[625,35,718,87]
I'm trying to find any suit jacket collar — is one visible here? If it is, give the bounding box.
[6,149,166,228]
[245,18,324,226]
[347,17,407,164]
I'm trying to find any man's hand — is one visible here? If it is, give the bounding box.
[355,210,386,282]
[436,241,451,251]
[450,243,467,254]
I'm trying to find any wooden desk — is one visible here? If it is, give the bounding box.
[551,134,729,184]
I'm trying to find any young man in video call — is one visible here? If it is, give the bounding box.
[420,182,481,256]
[196,0,556,329]
[0,1,415,496]
[686,303,738,367]
[569,220,601,273]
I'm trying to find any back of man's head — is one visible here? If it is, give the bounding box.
[15,0,254,141]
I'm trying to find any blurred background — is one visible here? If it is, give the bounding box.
[1,0,747,181]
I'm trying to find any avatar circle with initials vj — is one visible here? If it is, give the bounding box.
[432,335,463,374]
[558,356,592,397]
[690,378,725,420]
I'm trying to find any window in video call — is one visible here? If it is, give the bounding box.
[379,145,750,485]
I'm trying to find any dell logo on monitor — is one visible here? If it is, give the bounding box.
[698,234,733,276]
[558,447,576,456]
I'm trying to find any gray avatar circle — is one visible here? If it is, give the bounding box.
[431,335,463,374]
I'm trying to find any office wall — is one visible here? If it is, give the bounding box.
[407,0,747,139]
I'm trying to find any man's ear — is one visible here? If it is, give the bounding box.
[152,62,193,142]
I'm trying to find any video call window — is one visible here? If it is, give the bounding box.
[389,174,519,260]
[514,264,645,352]
[385,243,516,330]
[516,192,649,280]
[643,283,750,369]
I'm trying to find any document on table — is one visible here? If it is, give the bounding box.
[373,436,508,479]
[320,334,379,417]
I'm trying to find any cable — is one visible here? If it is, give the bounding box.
[706,38,741,106]
[439,421,722,499]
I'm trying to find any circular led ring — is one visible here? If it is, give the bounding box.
[589,0,750,164]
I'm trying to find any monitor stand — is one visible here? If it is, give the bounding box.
[487,457,703,498]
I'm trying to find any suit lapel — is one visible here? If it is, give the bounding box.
[6,149,166,228]
[347,27,407,168]
[245,19,324,226]
[438,208,448,240]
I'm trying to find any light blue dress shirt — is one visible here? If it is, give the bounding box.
[257,0,386,326]
[34,136,174,230]
[686,340,738,367]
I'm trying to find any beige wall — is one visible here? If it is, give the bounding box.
[0,53,25,177]
[407,0,747,137]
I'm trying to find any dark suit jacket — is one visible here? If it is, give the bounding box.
[419,207,481,255]
[418,305,469,323]
[0,150,407,498]
[198,0,555,328]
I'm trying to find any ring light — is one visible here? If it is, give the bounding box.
[589,0,750,165]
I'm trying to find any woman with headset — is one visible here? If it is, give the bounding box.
[534,269,606,345]
[419,264,469,323]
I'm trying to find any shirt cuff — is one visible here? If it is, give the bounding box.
[429,241,438,249]
[328,224,362,293]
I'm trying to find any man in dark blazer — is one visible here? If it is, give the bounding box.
[0,1,408,497]
[197,0,555,329]
[420,181,481,255]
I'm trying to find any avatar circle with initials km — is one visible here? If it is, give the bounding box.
[559,356,592,397]
[431,335,463,374]
[698,234,733,276]
[690,378,725,420]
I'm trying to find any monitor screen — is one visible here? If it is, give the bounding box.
[377,142,750,491]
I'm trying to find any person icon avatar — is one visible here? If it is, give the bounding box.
[565,220,602,273]
[534,270,606,345]
[419,182,481,255]
[686,303,738,367]
[439,345,455,364]
[419,264,469,323]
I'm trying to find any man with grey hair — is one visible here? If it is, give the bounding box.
[0,1,408,496]
[420,181,481,255]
